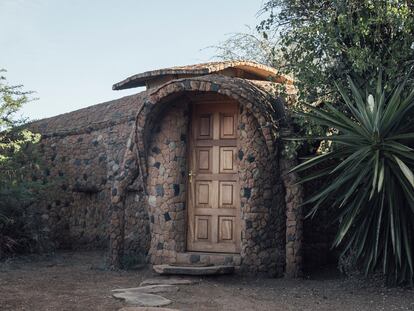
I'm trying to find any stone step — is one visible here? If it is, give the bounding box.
[169,262,213,267]
[153,264,235,276]
[119,308,180,311]
[176,252,241,266]
[118,308,180,311]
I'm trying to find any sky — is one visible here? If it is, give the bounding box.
[0,0,265,120]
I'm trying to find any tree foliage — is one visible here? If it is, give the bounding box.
[0,69,42,257]
[213,27,279,67]
[258,0,414,105]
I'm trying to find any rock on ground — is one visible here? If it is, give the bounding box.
[112,292,172,307]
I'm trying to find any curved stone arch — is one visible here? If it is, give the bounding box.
[137,75,289,272]
[136,75,285,183]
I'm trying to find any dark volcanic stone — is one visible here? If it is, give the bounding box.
[164,212,171,222]
[173,184,180,196]
[189,254,200,263]
[243,187,251,199]
[151,146,161,154]
[247,154,255,163]
[156,184,164,197]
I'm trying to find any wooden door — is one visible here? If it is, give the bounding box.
[187,101,241,253]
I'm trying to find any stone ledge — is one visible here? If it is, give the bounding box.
[153,264,235,275]
[119,308,180,311]
[175,252,241,266]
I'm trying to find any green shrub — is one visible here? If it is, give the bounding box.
[289,75,414,285]
[0,69,43,258]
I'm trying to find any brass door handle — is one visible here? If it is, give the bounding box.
[188,170,196,183]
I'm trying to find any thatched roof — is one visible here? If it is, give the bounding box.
[112,61,292,90]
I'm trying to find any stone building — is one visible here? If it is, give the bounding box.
[29,61,306,277]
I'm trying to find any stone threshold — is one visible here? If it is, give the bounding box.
[175,252,241,266]
[153,264,235,276]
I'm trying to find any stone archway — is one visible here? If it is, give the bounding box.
[108,74,303,277]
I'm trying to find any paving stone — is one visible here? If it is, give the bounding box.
[112,291,172,307]
[140,277,200,286]
[112,284,179,294]
[153,264,235,276]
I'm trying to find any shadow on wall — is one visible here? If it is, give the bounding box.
[302,163,339,272]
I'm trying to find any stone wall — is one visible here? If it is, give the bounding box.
[122,189,150,262]
[281,157,304,277]
[238,105,285,276]
[28,94,146,252]
[33,132,110,249]
[145,100,189,265]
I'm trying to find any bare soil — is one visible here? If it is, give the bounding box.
[0,251,413,311]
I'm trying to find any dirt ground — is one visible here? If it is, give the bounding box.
[0,251,413,311]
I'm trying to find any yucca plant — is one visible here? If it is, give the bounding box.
[289,75,414,285]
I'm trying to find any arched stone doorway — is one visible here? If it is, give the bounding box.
[109,74,303,277]
[142,90,284,275]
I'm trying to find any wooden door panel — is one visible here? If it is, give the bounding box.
[220,113,237,139]
[219,147,237,173]
[196,147,212,173]
[219,181,236,208]
[195,216,211,241]
[197,114,213,139]
[218,216,235,242]
[196,181,212,207]
[188,101,241,253]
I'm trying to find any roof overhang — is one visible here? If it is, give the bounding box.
[112,61,293,90]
